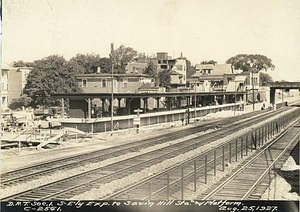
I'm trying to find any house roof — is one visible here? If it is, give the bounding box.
[213,64,232,75]
[195,64,214,70]
[169,70,183,75]
[235,75,246,82]
[199,75,224,80]
[126,63,148,74]
[76,73,150,78]
[193,64,232,78]
[191,72,202,78]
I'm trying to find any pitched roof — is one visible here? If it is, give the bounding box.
[213,64,232,75]
[234,75,246,82]
[169,70,183,75]
[76,73,150,78]
[198,75,224,80]
[126,63,148,74]
[195,64,214,70]
[194,64,232,76]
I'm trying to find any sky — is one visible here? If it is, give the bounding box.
[2,0,300,81]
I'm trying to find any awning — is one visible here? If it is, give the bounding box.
[234,75,246,82]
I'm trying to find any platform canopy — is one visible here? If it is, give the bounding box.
[51,91,247,100]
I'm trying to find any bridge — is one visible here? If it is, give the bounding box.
[266,81,300,105]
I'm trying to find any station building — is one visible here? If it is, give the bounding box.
[73,72,158,118]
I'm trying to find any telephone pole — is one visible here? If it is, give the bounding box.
[110,43,114,132]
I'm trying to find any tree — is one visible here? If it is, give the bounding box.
[158,69,171,87]
[112,45,138,72]
[144,61,158,86]
[186,60,196,78]
[225,54,275,73]
[200,60,217,65]
[12,60,33,67]
[144,61,157,78]
[9,96,33,110]
[24,55,83,107]
[260,72,273,86]
[70,53,103,74]
[98,57,111,73]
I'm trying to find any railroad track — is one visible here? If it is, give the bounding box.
[199,120,300,200]
[103,107,300,200]
[1,108,268,187]
[2,107,298,201]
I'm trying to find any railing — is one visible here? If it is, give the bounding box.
[115,107,300,200]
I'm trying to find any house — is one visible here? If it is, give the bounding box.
[75,73,156,94]
[127,52,187,88]
[1,67,32,111]
[191,63,232,91]
[224,72,259,92]
[1,69,9,111]
[156,52,187,87]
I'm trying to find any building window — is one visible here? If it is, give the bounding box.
[82,79,87,87]
[123,79,128,88]
[208,70,211,74]
[102,79,107,87]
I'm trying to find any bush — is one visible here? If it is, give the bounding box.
[9,96,33,110]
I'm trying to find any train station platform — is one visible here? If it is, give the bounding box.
[2,96,299,173]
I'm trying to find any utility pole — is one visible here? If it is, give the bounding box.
[194,79,196,120]
[252,69,255,111]
[234,80,236,116]
[110,43,114,132]
[249,62,255,111]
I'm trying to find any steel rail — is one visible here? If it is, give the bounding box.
[1,109,265,181]
[105,108,300,200]
[202,117,300,200]
[242,126,300,200]
[1,109,279,187]
[2,107,296,201]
